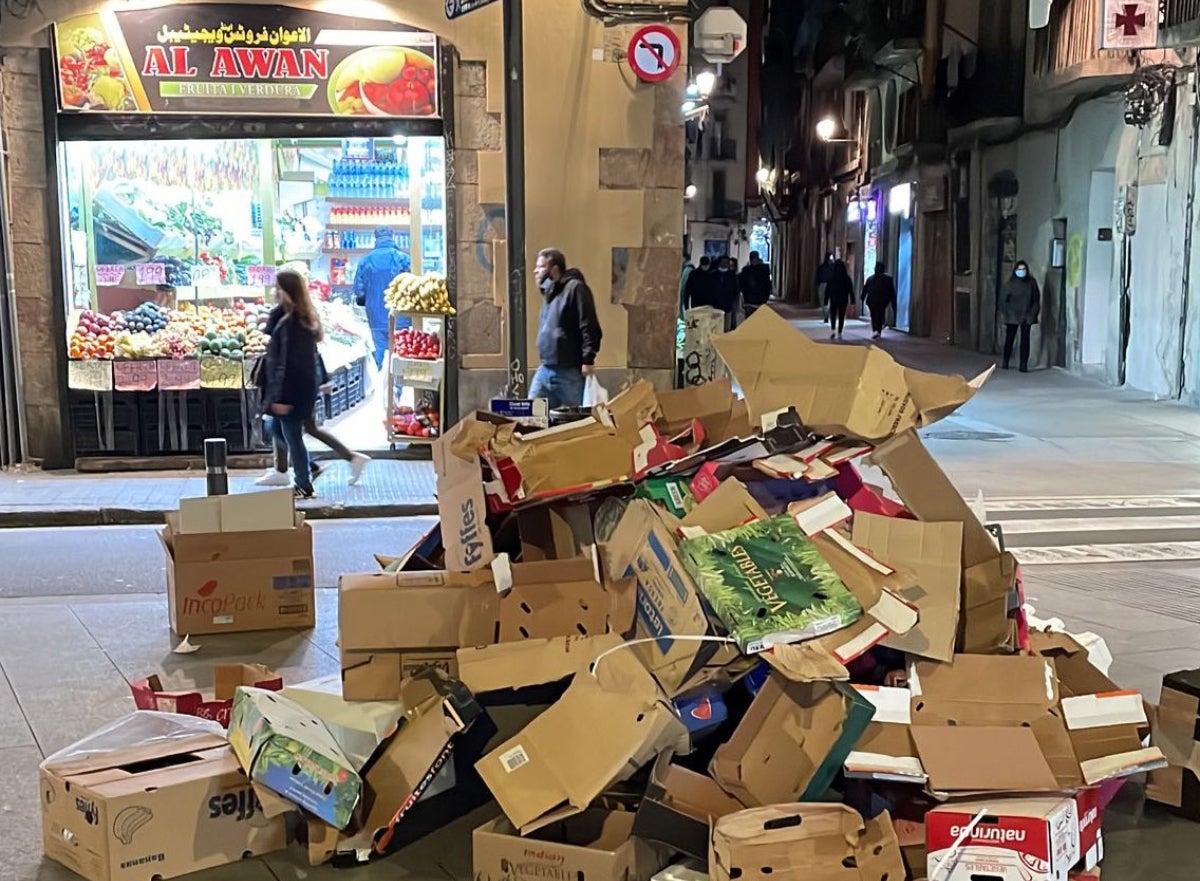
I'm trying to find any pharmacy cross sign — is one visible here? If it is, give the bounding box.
[627,24,681,84]
[1102,0,1158,48]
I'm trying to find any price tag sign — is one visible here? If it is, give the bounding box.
[192,264,221,286]
[157,358,201,390]
[95,265,126,286]
[247,265,277,287]
[134,262,167,286]
[68,360,114,391]
[112,360,158,391]
[200,355,244,389]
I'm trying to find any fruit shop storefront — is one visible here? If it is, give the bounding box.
[48,3,458,461]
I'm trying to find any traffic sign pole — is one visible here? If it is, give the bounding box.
[502,0,528,397]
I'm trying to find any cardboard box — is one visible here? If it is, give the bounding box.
[476,648,688,833]
[926,798,1080,881]
[435,422,495,571]
[632,752,744,860]
[474,809,667,881]
[130,665,282,727]
[844,685,926,784]
[657,378,750,443]
[713,306,986,442]
[1074,786,1105,871]
[457,634,624,701]
[41,725,286,881]
[1147,668,1200,818]
[228,687,361,829]
[339,556,634,701]
[160,513,314,635]
[177,489,296,534]
[278,674,405,770]
[709,804,906,881]
[709,672,875,806]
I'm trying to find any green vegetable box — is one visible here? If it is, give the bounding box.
[680,515,863,654]
[228,687,362,830]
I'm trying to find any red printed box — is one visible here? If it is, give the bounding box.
[130,664,282,727]
[927,798,1080,881]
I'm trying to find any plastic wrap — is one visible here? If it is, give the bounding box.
[40,710,225,775]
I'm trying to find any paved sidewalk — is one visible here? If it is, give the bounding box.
[0,458,437,526]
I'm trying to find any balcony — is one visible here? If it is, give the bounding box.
[1161,0,1200,44]
[1031,0,1136,91]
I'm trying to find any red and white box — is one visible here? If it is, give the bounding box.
[1073,787,1105,871]
[926,798,1081,881]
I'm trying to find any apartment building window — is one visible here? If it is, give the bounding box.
[953,154,972,274]
[712,169,728,217]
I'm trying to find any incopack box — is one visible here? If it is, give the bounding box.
[160,512,314,635]
[40,727,286,881]
[926,798,1080,881]
[474,809,667,881]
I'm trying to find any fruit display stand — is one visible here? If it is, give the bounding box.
[386,311,444,446]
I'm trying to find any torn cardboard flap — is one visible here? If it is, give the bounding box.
[657,378,750,444]
[844,687,925,785]
[475,648,687,833]
[632,751,744,860]
[456,634,624,695]
[680,477,770,532]
[763,616,890,683]
[709,673,875,806]
[809,529,918,637]
[709,804,906,881]
[852,513,963,663]
[712,307,983,442]
[434,426,494,572]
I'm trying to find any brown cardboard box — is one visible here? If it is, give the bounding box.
[1147,669,1200,816]
[632,752,744,860]
[656,379,751,443]
[476,649,688,833]
[843,685,926,784]
[709,673,875,806]
[709,804,906,881]
[474,809,668,881]
[713,307,987,442]
[160,513,314,635]
[339,557,634,701]
[435,421,494,571]
[41,733,286,881]
[457,634,624,697]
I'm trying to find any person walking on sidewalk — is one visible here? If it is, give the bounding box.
[683,255,714,310]
[863,261,897,340]
[256,298,370,489]
[354,227,409,370]
[260,270,324,499]
[1000,260,1041,372]
[739,250,773,318]
[530,248,603,408]
[825,259,855,340]
[816,252,836,322]
[712,255,742,330]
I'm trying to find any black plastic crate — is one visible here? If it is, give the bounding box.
[138,390,206,454]
[203,390,256,453]
[70,390,138,457]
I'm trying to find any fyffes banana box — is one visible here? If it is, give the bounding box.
[40,722,286,881]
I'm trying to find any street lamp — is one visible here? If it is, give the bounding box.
[695,70,717,97]
[816,114,855,143]
[685,184,698,199]
[755,166,772,185]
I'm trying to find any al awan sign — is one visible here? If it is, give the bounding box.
[53,5,439,117]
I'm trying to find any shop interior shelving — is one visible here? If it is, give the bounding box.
[386,309,446,447]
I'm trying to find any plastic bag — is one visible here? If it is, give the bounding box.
[40,711,224,774]
[582,373,609,407]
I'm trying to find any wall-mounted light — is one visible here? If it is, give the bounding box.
[755,166,771,185]
[695,70,717,97]
[847,200,863,224]
[888,183,912,218]
[685,83,701,100]
[816,114,855,144]
[685,184,698,199]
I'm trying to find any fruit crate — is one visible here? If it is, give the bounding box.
[138,390,206,454]
[69,390,138,457]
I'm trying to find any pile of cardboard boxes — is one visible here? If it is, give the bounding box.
[37,308,1200,881]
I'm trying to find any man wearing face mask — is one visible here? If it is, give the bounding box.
[529,248,603,407]
[999,260,1041,372]
[713,255,741,330]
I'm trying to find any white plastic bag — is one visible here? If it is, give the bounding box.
[582,373,609,407]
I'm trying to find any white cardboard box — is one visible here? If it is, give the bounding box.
[926,798,1080,881]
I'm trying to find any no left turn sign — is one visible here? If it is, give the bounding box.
[627,24,681,84]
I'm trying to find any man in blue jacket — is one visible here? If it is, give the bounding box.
[530,248,603,408]
[354,227,410,369]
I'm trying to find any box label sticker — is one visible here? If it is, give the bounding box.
[213,615,234,625]
[272,574,313,591]
[499,745,529,773]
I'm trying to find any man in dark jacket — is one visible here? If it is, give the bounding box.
[739,251,773,317]
[530,248,603,407]
[862,262,897,340]
[712,255,741,329]
[683,255,714,311]
[353,227,410,369]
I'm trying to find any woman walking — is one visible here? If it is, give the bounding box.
[825,260,855,340]
[256,295,369,488]
[1000,260,1041,372]
[260,270,324,499]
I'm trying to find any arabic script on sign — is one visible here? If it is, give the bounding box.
[95,265,126,286]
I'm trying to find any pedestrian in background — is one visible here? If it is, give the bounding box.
[712,255,741,330]
[862,261,897,340]
[261,270,322,499]
[739,250,773,318]
[1000,259,1041,372]
[684,255,714,310]
[530,248,603,408]
[353,227,409,370]
[824,260,855,340]
[816,252,836,322]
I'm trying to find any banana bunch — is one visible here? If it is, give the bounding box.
[113,805,153,845]
[113,331,154,360]
[384,272,455,315]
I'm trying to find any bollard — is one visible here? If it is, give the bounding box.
[205,437,229,496]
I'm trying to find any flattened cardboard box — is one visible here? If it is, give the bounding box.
[456,634,624,700]
[41,735,286,881]
[1147,668,1200,816]
[709,672,875,806]
[713,306,986,442]
[434,423,494,572]
[161,512,314,635]
[339,557,634,701]
[632,751,743,860]
[709,804,905,881]
[476,648,688,833]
